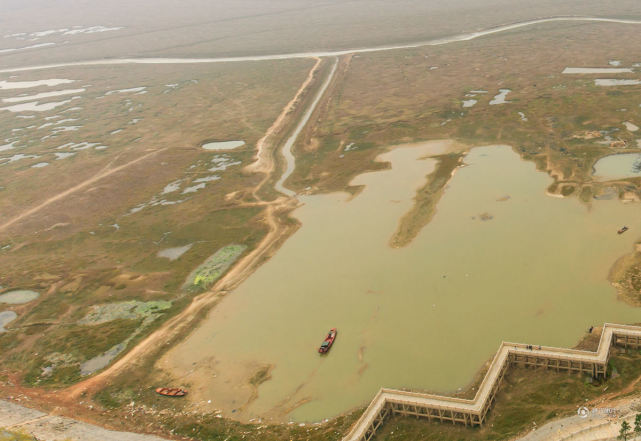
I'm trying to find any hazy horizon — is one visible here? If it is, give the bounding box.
[2,0,640,67]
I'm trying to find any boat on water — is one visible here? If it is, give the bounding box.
[318,328,337,354]
[618,226,629,234]
[155,387,187,397]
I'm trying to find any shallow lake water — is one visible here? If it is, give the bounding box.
[163,142,641,423]
[593,153,641,180]
[0,290,39,304]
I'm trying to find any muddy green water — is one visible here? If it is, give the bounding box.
[163,142,640,423]
[593,153,641,180]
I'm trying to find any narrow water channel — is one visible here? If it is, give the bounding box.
[274,58,338,196]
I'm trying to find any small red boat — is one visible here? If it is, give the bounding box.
[618,226,629,235]
[318,328,337,354]
[155,387,187,397]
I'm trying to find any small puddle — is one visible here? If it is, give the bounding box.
[157,244,193,261]
[80,342,127,375]
[0,290,40,304]
[563,67,633,74]
[0,311,17,332]
[595,79,641,86]
[202,140,245,151]
[0,79,75,90]
[489,89,511,105]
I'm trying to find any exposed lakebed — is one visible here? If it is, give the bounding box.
[162,141,641,423]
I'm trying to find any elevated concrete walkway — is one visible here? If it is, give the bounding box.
[343,323,641,441]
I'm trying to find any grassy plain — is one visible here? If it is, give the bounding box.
[0,58,314,388]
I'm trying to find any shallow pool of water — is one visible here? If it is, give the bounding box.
[162,142,641,423]
[202,140,245,151]
[0,311,17,332]
[563,67,633,74]
[593,153,641,180]
[157,244,193,261]
[490,89,511,105]
[81,342,127,375]
[0,290,39,304]
[595,79,641,86]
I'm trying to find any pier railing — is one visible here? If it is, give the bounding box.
[342,323,641,441]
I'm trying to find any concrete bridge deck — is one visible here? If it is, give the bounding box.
[342,323,641,441]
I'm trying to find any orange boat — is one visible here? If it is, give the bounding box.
[155,387,187,397]
[618,226,629,235]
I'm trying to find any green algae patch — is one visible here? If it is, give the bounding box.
[78,300,172,325]
[184,244,246,292]
[0,429,37,441]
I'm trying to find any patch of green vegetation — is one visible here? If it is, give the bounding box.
[561,185,576,196]
[78,300,172,325]
[183,244,247,292]
[0,429,36,441]
[23,318,141,386]
[249,365,272,387]
[95,387,137,409]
